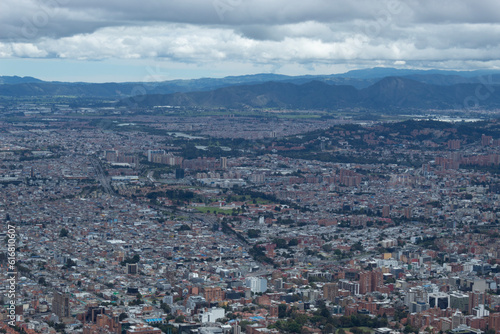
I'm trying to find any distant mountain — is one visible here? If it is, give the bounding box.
[121,81,359,109]
[0,76,43,84]
[122,77,500,111]
[335,67,500,79]
[401,73,500,86]
[0,82,143,98]
[359,76,447,109]
[2,68,500,98]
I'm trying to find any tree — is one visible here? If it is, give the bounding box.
[351,328,363,334]
[59,228,69,238]
[65,258,77,268]
[247,229,261,239]
[160,302,171,314]
[239,321,251,332]
[324,324,335,334]
[404,325,418,334]
[158,325,178,334]
[351,241,364,252]
[120,254,140,266]
[278,304,287,318]
[119,313,128,321]
[287,321,302,333]
[275,238,288,248]
[320,306,330,318]
[322,244,333,252]
[54,322,66,332]
[177,224,191,231]
[288,238,299,247]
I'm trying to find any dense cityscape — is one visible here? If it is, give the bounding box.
[1,101,500,334]
[4,0,500,333]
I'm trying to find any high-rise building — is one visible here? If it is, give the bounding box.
[338,280,360,295]
[489,313,500,333]
[468,291,486,315]
[83,314,121,334]
[147,150,183,166]
[245,277,267,293]
[450,292,469,313]
[220,157,227,169]
[105,150,119,162]
[323,283,338,301]
[274,278,283,290]
[404,207,412,219]
[382,205,390,217]
[482,134,493,146]
[373,270,383,289]
[127,263,138,275]
[472,304,489,318]
[359,271,372,295]
[448,139,461,150]
[270,305,279,318]
[359,270,383,294]
[53,291,70,318]
[428,292,449,309]
[147,150,165,162]
[410,301,429,313]
[203,287,224,303]
[451,310,466,329]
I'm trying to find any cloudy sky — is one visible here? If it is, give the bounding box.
[2,0,500,82]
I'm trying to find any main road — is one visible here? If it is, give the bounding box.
[89,155,115,195]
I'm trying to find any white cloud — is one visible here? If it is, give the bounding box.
[2,0,500,76]
[11,43,47,57]
[22,23,500,65]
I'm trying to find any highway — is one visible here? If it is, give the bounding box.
[89,156,115,195]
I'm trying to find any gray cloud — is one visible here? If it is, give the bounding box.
[1,0,500,73]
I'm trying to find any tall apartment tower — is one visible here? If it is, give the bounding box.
[359,270,383,294]
[323,283,339,301]
[127,263,138,275]
[220,157,227,169]
[468,291,486,315]
[359,271,372,295]
[53,291,70,318]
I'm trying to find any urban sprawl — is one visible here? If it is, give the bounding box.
[1,104,500,334]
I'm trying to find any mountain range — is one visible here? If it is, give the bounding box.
[2,67,500,96]
[2,68,500,111]
[122,77,500,111]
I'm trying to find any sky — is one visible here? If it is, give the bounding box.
[1,0,500,82]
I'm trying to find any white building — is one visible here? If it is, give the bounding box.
[200,307,225,323]
[245,277,267,293]
[472,304,489,317]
